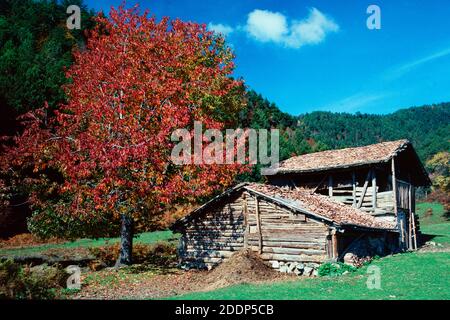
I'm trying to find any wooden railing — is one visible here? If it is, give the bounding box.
[331,188,395,215]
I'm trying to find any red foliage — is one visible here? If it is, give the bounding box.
[1,6,247,228]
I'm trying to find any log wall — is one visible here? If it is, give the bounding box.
[179,194,246,269]
[245,194,329,271]
[178,190,330,272]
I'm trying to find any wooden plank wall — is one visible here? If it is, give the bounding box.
[245,193,329,269]
[180,194,246,269]
[179,190,330,270]
[396,179,411,210]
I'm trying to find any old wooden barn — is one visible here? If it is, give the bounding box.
[171,140,430,273]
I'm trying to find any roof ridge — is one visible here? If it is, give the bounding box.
[282,139,410,161]
[269,139,416,175]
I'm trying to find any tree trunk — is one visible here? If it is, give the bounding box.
[115,214,134,268]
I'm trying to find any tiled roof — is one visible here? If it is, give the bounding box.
[272,139,409,174]
[172,183,397,231]
[245,183,396,230]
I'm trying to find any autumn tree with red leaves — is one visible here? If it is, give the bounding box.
[0,6,246,266]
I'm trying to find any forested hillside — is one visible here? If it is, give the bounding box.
[0,0,94,135]
[240,90,450,165]
[0,0,446,164]
[0,1,447,241]
[299,105,450,162]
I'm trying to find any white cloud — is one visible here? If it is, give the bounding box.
[386,47,450,80]
[285,8,339,48]
[207,23,234,37]
[244,8,338,49]
[245,9,288,43]
[324,93,388,112]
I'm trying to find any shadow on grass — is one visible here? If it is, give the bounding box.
[420,233,438,243]
[122,263,179,275]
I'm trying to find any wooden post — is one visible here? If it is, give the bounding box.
[411,210,418,250]
[392,157,398,216]
[357,170,372,209]
[243,194,248,249]
[411,185,418,249]
[371,169,377,212]
[408,184,418,250]
[255,196,263,254]
[328,175,333,197]
[331,230,338,260]
[352,171,356,207]
[400,218,405,249]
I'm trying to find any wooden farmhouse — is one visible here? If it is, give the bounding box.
[171,140,430,274]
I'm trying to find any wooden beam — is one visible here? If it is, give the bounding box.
[399,217,405,249]
[243,194,248,249]
[411,211,418,250]
[331,230,338,260]
[372,170,377,212]
[311,174,328,194]
[392,157,398,216]
[352,171,356,207]
[408,184,418,250]
[255,196,263,254]
[357,170,372,209]
[328,175,333,197]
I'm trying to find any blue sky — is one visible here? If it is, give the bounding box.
[84,0,450,115]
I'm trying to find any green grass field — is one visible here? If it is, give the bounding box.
[0,230,176,257]
[170,201,450,300]
[416,202,447,225]
[1,201,448,300]
[416,202,449,244]
[170,251,450,300]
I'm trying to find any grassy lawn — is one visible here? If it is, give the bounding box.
[170,251,450,300]
[168,201,450,300]
[416,201,449,245]
[421,223,450,244]
[0,230,177,257]
[1,200,448,300]
[416,202,447,225]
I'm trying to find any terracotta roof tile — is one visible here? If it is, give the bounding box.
[245,183,396,230]
[273,139,409,173]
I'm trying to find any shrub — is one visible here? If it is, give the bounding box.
[0,259,67,299]
[27,206,120,240]
[318,262,357,277]
[88,241,177,268]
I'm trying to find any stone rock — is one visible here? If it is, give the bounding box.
[30,264,52,274]
[271,260,280,269]
[303,266,313,276]
[312,269,318,277]
[344,252,357,265]
[279,265,288,273]
[296,263,305,271]
[294,268,302,276]
[287,262,297,273]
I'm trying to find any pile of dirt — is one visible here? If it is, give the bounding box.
[71,250,294,299]
[202,249,283,290]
